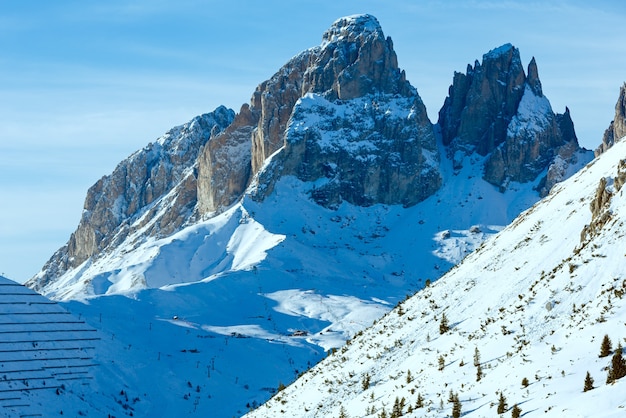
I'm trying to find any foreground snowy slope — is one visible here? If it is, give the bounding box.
[247,138,626,417]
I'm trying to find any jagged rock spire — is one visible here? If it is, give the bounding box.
[311,14,412,100]
[438,43,591,194]
[438,43,526,156]
[526,57,542,96]
[596,83,626,156]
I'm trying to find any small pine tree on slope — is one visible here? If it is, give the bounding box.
[584,371,594,392]
[600,334,612,358]
[607,343,626,383]
[451,393,461,418]
[439,312,450,334]
[511,404,522,418]
[338,406,348,418]
[497,392,508,414]
[415,393,424,409]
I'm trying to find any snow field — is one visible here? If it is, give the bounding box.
[246,139,626,417]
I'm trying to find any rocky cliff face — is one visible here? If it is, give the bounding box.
[28,107,234,292]
[28,14,440,293]
[248,15,438,208]
[438,44,592,195]
[253,92,439,208]
[595,83,626,156]
[196,14,430,213]
[439,44,526,156]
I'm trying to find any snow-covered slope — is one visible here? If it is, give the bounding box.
[246,137,626,417]
[36,143,554,417]
[23,86,590,416]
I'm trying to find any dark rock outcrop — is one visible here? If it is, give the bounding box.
[253,92,439,208]
[595,83,626,156]
[247,15,438,208]
[439,44,526,157]
[438,44,592,194]
[580,159,626,244]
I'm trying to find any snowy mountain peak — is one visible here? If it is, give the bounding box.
[483,42,515,59]
[321,14,384,48]
[19,16,614,417]
[197,14,417,214]
[309,13,411,101]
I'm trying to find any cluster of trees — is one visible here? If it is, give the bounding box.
[345,314,626,418]
[585,334,626,393]
[600,334,626,384]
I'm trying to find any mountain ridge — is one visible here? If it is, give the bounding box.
[27,15,591,297]
[17,14,611,417]
[438,43,585,195]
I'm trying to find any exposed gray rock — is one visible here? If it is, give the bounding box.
[438,44,526,156]
[27,107,234,292]
[197,104,256,214]
[438,44,592,194]
[580,159,626,245]
[196,14,421,214]
[595,83,626,156]
[253,92,439,208]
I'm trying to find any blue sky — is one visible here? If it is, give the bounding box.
[1,0,625,282]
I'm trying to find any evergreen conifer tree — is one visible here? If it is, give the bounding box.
[338,406,349,418]
[362,373,370,391]
[511,404,522,418]
[607,343,626,383]
[415,393,424,409]
[451,393,461,418]
[497,392,507,414]
[476,363,483,381]
[583,371,594,392]
[391,396,403,418]
[448,389,455,403]
[439,312,450,334]
[473,347,481,367]
[600,334,612,358]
